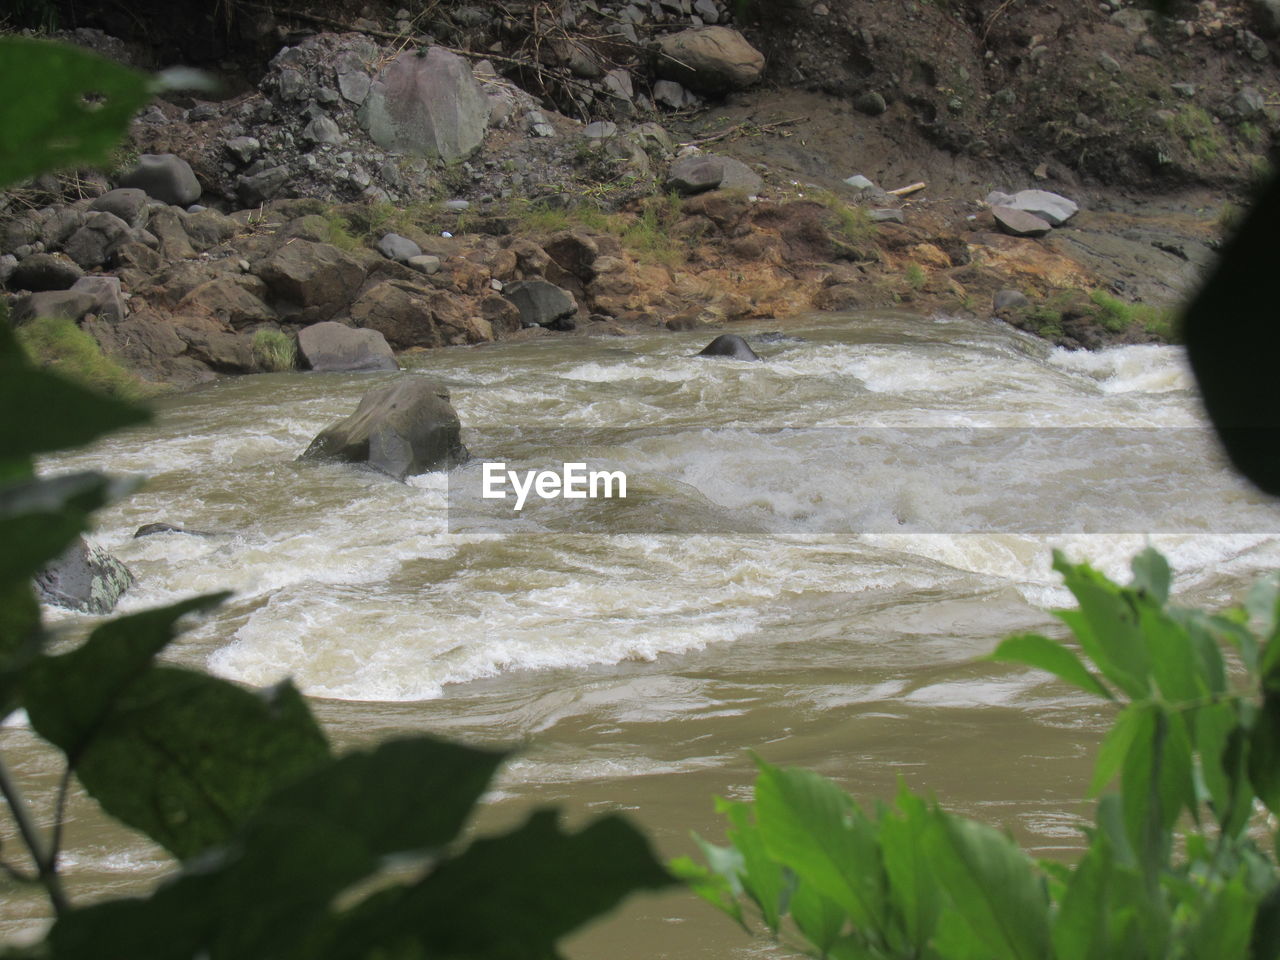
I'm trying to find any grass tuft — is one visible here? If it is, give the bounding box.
[252,329,297,372]
[16,315,151,398]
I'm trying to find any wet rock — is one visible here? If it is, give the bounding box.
[359,47,491,160]
[667,154,763,195]
[300,375,469,480]
[35,537,134,614]
[697,333,761,361]
[377,232,423,263]
[297,320,398,372]
[992,206,1052,237]
[502,279,578,329]
[655,26,765,93]
[70,275,126,321]
[256,240,365,319]
[7,252,84,291]
[479,294,522,337]
[993,289,1031,312]
[90,188,149,227]
[118,153,202,206]
[134,522,217,538]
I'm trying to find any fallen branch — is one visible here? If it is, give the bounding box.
[887,181,926,197]
[680,117,806,148]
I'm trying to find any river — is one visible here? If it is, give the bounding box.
[7,310,1280,956]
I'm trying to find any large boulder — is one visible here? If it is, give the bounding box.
[502,280,578,330]
[359,47,491,160]
[655,27,765,94]
[63,211,134,269]
[36,537,134,614]
[255,240,365,320]
[350,280,493,348]
[667,154,763,196]
[71,275,127,321]
[298,321,399,372]
[177,278,277,329]
[987,189,1079,226]
[300,376,469,480]
[12,290,97,324]
[118,153,201,206]
[90,187,150,227]
[991,206,1052,238]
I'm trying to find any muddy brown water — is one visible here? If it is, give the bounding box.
[6,311,1280,956]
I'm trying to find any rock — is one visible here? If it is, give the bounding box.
[237,166,292,207]
[694,0,720,22]
[359,47,491,160]
[443,199,471,211]
[350,280,493,347]
[1234,86,1266,118]
[1007,189,1078,226]
[583,120,619,139]
[844,175,876,191]
[35,536,134,614]
[90,188,150,227]
[1252,0,1280,35]
[146,207,196,260]
[653,79,691,109]
[543,231,600,282]
[117,153,201,206]
[134,522,217,538]
[655,27,765,94]
[297,321,399,372]
[991,205,1052,237]
[303,115,343,145]
[697,333,761,361]
[12,290,97,324]
[853,91,887,116]
[408,254,442,275]
[993,289,1030,312]
[63,212,134,269]
[70,275,126,321]
[667,154,763,195]
[225,136,261,164]
[1097,51,1122,73]
[0,254,16,285]
[173,316,256,372]
[300,376,469,480]
[338,67,372,105]
[377,232,423,263]
[184,209,239,250]
[256,240,365,318]
[502,279,578,329]
[869,208,905,224]
[1171,82,1197,97]
[177,278,276,329]
[603,69,634,104]
[7,252,84,291]
[479,294,522,337]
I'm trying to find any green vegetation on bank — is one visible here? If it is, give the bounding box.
[680,548,1280,959]
[15,313,151,398]
[251,328,297,372]
[1015,288,1179,342]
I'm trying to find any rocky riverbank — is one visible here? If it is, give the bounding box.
[2,0,1275,386]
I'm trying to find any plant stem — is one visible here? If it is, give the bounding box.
[0,755,69,915]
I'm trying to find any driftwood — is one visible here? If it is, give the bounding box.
[679,117,806,149]
[887,181,926,197]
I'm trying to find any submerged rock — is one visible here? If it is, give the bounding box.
[697,333,761,361]
[300,376,469,480]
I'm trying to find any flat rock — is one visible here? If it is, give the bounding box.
[8,252,83,291]
[667,154,763,195]
[994,189,1079,226]
[992,205,1052,237]
[359,47,491,160]
[298,321,399,372]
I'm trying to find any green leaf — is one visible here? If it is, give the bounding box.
[0,324,149,460]
[0,580,40,719]
[1120,705,1194,876]
[752,759,887,937]
[1247,574,1280,643]
[988,633,1113,700]
[670,855,746,928]
[1090,703,1145,796]
[878,784,943,949]
[1051,830,1154,960]
[1137,607,1204,705]
[70,669,330,859]
[789,880,848,956]
[1250,691,1280,817]
[1180,872,1254,960]
[720,797,787,933]
[24,595,228,754]
[0,37,153,188]
[322,809,675,959]
[1194,700,1254,838]
[0,472,112,588]
[1250,883,1280,960]
[1052,553,1151,700]
[924,808,1051,960]
[1130,548,1171,605]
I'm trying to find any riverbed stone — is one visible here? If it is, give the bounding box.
[12,289,97,323]
[71,275,126,321]
[63,211,134,269]
[298,321,399,372]
[667,154,763,195]
[300,375,469,479]
[377,232,423,263]
[256,240,365,318]
[359,47,491,160]
[502,279,578,329]
[90,188,150,227]
[36,537,134,614]
[655,27,765,93]
[118,153,201,206]
[8,252,84,291]
[995,189,1079,226]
